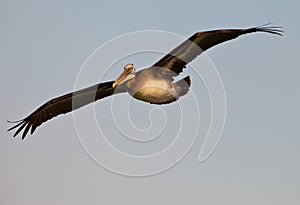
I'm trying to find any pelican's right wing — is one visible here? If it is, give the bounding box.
[7,81,126,139]
[153,24,283,76]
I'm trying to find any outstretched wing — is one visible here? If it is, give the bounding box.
[7,81,125,139]
[152,24,283,77]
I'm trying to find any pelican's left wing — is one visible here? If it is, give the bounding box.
[152,24,283,76]
[8,81,125,139]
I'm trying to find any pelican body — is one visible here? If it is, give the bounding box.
[113,64,190,104]
[7,24,283,139]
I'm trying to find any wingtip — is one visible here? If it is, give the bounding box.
[7,120,27,139]
[253,23,284,36]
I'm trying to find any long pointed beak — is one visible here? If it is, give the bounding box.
[112,69,131,88]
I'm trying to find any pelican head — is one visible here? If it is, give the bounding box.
[112,63,136,88]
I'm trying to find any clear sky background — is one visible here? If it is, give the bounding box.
[1,0,299,204]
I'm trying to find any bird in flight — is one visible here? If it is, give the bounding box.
[8,24,283,139]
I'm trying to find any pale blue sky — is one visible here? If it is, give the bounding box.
[1,0,299,204]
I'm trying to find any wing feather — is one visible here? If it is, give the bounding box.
[7,81,125,139]
[153,24,283,76]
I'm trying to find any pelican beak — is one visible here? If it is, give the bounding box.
[112,69,131,88]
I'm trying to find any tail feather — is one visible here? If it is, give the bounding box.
[175,76,191,97]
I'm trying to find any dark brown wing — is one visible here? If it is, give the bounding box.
[7,81,126,139]
[152,24,283,76]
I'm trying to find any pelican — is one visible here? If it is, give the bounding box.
[8,24,283,139]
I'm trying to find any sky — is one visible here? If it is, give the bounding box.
[1,0,299,204]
